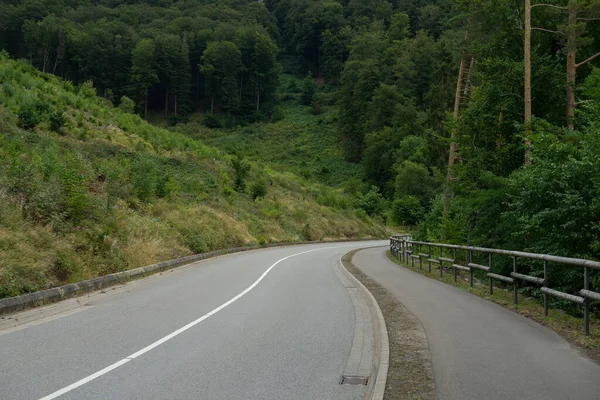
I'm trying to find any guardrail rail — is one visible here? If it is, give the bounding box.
[389,236,600,335]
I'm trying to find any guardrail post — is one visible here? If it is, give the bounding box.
[439,246,443,277]
[428,245,432,272]
[543,260,549,316]
[489,253,493,295]
[419,244,423,270]
[513,257,518,305]
[468,249,473,287]
[584,267,590,335]
[453,248,457,282]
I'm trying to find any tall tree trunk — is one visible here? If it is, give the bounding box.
[445,17,470,211]
[210,96,214,116]
[144,88,148,120]
[174,93,178,115]
[566,6,577,130]
[524,0,532,166]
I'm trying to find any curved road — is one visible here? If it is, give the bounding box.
[0,241,385,400]
[353,247,600,400]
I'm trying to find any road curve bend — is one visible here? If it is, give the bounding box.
[352,246,600,400]
[0,241,387,400]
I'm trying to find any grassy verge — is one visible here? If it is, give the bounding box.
[342,250,436,400]
[386,251,600,360]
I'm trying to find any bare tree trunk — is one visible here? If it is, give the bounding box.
[174,93,178,115]
[445,17,470,211]
[210,96,214,116]
[524,0,532,166]
[566,6,577,130]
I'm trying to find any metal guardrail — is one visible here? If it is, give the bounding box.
[389,236,600,335]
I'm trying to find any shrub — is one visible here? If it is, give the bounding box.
[49,110,66,133]
[118,95,135,114]
[358,186,385,216]
[301,74,316,105]
[18,100,48,130]
[392,195,424,225]
[203,114,222,128]
[250,179,268,200]
[271,106,285,122]
[231,155,251,191]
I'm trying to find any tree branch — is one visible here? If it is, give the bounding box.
[532,27,566,35]
[576,51,600,68]
[578,17,600,21]
[531,3,568,10]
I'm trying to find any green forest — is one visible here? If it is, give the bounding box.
[1,0,600,299]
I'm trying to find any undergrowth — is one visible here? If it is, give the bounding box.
[0,55,387,298]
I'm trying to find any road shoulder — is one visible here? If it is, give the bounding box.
[341,248,436,400]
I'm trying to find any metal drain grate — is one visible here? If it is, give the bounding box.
[340,375,369,386]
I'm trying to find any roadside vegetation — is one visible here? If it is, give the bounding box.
[0,55,386,298]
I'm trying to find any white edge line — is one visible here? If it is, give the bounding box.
[38,245,347,400]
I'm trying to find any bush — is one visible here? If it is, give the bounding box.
[231,155,251,191]
[203,114,222,128]
[301,74,316,105]
[49,110,66,133]
[358,186,385,216]
[250,179,268,200]
[118,95,135,114]
[392,196,424,225]
[18,101,48,130]
[271,106,285,122]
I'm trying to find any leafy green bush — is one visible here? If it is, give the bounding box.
[203,114,222,128]
[250,179,268,200]
[118,95,135,114]
[392,196,424,225]
[18,100,48,130]
[358,186,385,216]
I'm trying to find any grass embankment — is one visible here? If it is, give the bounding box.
[386,251,600,359]
[0,56,387,298]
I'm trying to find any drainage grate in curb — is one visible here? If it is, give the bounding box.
[340,375,369,386]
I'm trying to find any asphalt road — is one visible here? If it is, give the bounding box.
[0,241,386,400]
[353,247,600,400]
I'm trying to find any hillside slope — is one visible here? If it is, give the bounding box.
[0,55,386,298]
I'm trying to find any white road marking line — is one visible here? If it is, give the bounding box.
[38,245,342,400]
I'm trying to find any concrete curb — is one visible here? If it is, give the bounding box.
[0,238,384,317]
[338,254,389,400]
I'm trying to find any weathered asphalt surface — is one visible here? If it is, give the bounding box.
[0,241,386,400]
[353,247,600,400]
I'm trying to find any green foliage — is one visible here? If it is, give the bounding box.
[301,74,316,105]
[392,196,424,226]
[18,100,48,130]
[0,56,387,298]
[118,96,135,114]
[231,154,251,191]
[250,179,268,200]
[358,186,385,217]
[203,114,222,128]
